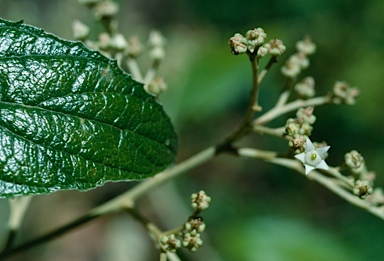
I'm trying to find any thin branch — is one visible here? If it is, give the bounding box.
[0,212,98,258]
[238,147,384,220]
[275,78,294,108]
[258,56,277,84]
[2,196,32,251]
[237,148,279,160]
[254,96,330,126]
[217,53,261,148]
[126,57,143,82]
[253,125,286,138]
[166,252,182,261]
[128,207,182,261]
[0,147,217,258]
[248,54,261,112]
[326,167,355,188]
[144,59,161,84]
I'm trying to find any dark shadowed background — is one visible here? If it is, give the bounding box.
[0,0,384,260]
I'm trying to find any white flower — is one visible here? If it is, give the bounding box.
[294,138,330,174]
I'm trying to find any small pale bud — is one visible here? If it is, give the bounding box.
[264,38,286,56]
[98,32,111,50]
[191,190,211,211]
[353,180,373,199]
[182,233,203,252]
[294,77,315,99]
[291,52,309,69]
[110,33,127,51]
[94,0,119,19]
[148,30,166,47]
[257,46,268,58]
[160,234,181,253]
[245,27,267,52]
[296,35,316,55]
[72,20,90,40]
[126,36,143,57]
[332,81,359,105]
[296,107,316,125]
[145,76,167,95]
[281,57,301,78]
[345,150,364,170]
[229,33,248,55]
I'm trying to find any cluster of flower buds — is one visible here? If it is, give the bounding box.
[285,107,316,152]
[286,108,330,175]
[126,36,144,58]
[353,179,373,199]
[262,38,286,57]
[344,150,376,183]
[182,232,204,252]
[345,150,365,174]
[98,32,128,52]
[72,20,90,41]
[75,0,169,99]
[229,28,285,58]
[179,216,206,252]
[148,31,166,61]
[294,76,316,99]
[145,76,167,95]
[330,81,360,105]
[191,190,211,211]
[159,191,210,254]
[78,0,119,20]
[75,0,166,61]
[281,35,316,78]
[160,234,181,253]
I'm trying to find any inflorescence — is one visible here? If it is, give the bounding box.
[159,191,211,254]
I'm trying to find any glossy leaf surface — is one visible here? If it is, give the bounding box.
[0,19,177,197]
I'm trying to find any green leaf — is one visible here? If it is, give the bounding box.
[0,19,177,198]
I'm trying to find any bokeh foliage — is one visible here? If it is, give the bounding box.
[0,0,383,260]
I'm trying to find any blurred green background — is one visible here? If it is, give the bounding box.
[1,0,384,260]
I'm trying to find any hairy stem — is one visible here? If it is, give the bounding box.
[0,213,97,258]
[126,57,143,82]
[144,59,161,84]
[249,54,261,112]
[254,96,330,125]
[217,53,261,148]
[275,77,295,108]
[0,147,217,258]
[258,56,277,84]
[253,125,286,137]
[1,196,32,251]
[238,148,384,221]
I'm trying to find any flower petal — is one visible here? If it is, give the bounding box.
[316,146,330,158]
[305,138,316,151]
[304,164,315,174]
[294,153,305,163]
[316,160,329,170]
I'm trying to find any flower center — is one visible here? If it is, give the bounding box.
[311,153,317,161]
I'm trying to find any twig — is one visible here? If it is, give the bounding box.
[254,96,330,125]
[1,196,32,251]
[258,56,277,84]
[237,147,384,220]
[0,147,217,258]
[253,125,286,137]
[275,77,294,108]
[144,59,161,84]
[126,57,143,82]
[248,53,261,112]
